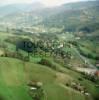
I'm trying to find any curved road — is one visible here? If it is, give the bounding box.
[72,46,97,69]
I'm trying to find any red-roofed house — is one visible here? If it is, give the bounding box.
[95,71,99,77]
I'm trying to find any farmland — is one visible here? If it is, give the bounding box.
[0,1,99,100]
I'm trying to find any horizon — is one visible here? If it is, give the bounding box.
[0,0,97,7]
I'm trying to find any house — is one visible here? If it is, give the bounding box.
[28,81,43,89]
[94,70,99,77]
[95,61,99,67]
[96,64,99,67]
[30,87,37,90]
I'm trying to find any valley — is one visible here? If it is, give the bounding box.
[0,1,99,100]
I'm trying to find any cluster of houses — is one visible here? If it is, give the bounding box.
[28,81,43,90]
[27,81,44,99]
[66,81,90,96]
[75,67,99,78]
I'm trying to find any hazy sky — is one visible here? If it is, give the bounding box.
[0,0,96,7]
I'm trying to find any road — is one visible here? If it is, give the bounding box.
[72,46,97,69]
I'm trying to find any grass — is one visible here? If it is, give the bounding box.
[44,83,85,100]
[0,32,98,100]
[0,57,87,100]
[0,58,32,100]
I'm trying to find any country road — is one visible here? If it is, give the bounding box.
[72,46,97,69]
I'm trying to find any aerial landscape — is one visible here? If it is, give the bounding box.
[0,0,99,100]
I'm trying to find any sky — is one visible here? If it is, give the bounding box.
[0,0,96,7]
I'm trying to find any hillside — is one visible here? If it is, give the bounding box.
[0,1,99,100]
[0,29,99,100]
[0,1,99,34]
[0,57,87,100]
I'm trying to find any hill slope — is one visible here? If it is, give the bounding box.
[0,57,87,100]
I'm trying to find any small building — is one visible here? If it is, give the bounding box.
[94,71,99,77]
[28,81,43,89]
[96,64,99,67]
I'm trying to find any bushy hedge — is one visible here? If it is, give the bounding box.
[39,58,57,70]
[4,51,29,61]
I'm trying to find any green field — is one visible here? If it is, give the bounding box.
[0,57,87,100]
[0,1,99,99]
[0,30,99,100]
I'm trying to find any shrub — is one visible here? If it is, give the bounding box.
[78,78,83,81]
[39,58,56,70]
